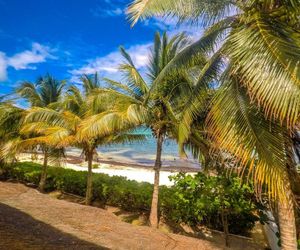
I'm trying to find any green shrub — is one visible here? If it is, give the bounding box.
[51,168,87,196]
[161,173,261,235]
[0,162,264,235]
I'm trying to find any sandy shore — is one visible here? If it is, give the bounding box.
[17,152,201,186]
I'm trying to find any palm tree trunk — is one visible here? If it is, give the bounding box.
[85,150,93,205]
[149,132,163,228]
[221,208,229,247]
[38,150,48,192]
[278,182,297,250]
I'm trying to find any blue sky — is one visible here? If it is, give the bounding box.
[0,0,200,96]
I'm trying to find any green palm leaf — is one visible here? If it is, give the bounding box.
[226,15,300,128]
[127,0,233,26]
[207,71,291,200]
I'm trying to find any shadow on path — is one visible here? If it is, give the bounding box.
[0,202,109,250]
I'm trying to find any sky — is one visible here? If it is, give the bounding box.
[0,0,201,96]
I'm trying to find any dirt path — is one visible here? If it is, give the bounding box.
[0,182,263,250]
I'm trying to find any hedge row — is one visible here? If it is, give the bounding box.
[0,162,262,235]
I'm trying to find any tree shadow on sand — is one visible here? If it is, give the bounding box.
[0,203,109,250]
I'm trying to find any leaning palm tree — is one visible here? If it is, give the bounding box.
[93,32,200,228]
[127,1,300,248]
[15,74,65,192]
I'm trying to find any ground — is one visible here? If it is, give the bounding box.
[0,182,264,250]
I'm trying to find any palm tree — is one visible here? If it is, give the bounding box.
[23,73,144,205]
[96,32,200,228]
[127,1,300,248]
[15,74,65,192]
[0,102,24,164]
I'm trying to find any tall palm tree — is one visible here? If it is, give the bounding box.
[127,0,300,248]
[95,32,202,228]
[23,73,144,205]
[15,74,65,192]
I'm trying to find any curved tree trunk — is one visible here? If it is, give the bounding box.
[278,181,297,250]
[38,150,48,192]
[149,132,163,228]
[85,150,93,205]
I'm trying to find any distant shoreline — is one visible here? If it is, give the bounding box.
[26,150,202,173]
[80,156,201,173]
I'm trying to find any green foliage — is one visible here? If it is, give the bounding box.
[0,162,263,235]
[16,74,65,108]
[92,164,99,169]
[161,173,261,235]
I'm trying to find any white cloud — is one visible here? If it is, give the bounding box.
[108,7,123,16]
[70,16,204,84]
[8,43,55,70]
[91,6,123,17]
[0,43,55,81]
[91,7,123,17]
[90,0,128,17]
[70,43,151,83]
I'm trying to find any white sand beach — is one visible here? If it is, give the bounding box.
[17,151,200,186]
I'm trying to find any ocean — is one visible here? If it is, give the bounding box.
[97,127,200,169]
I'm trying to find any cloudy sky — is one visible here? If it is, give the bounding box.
[0,0,201,95]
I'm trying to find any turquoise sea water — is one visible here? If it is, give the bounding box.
[97,127,200,169]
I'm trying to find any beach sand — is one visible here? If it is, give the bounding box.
[17,151,201,186]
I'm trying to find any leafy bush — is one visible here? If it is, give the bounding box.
[0,162,263,235]
[161,173,261,235]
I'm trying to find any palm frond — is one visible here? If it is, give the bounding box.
[127,0,234,26]
[101,133,146,145]
[146,17,235,98]
[38,74,65,105]
[80,73,101,95]
[78,111,136,140]
[207,72,291,200]
[0,103,24,140]
[0,137,24,162]
[225,15,300,128]
[16,74,65,108]
[103,78,142,100]
[24,108,65,127]
[178,50,223,144]
[119,46,149,96]
[16,82,43,107]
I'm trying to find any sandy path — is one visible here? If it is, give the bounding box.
[0,182,262,250]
